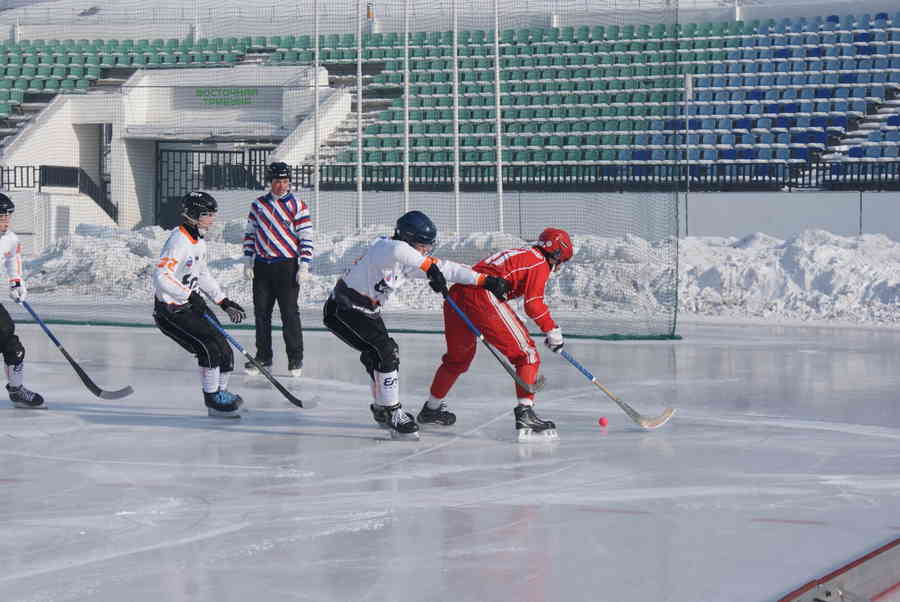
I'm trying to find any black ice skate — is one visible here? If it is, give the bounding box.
[7,384,45,409]
[288,358,303,378]
[417,400,456,426]
[204,390,243,419]
[244,357,272,376]
[371,403,420,440]
[514,404,558,443]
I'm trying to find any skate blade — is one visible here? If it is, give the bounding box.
[517,428,559,443]
[244,368,261,376]
[390,430,420,441]
[207,408,242,419]
[417,419,456,427]
[11,403,47,410]
[289,369,303,378]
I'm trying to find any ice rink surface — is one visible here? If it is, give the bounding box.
[2,320,900,602]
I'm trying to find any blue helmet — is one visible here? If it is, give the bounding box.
[394,210,437,247]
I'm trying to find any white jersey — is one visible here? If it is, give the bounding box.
[341,237,482,308]
[153,225,225,306]
[0,230,22,283]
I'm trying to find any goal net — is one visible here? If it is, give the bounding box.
[6,0,681,339]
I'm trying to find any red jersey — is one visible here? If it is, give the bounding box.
[472,246,556,332]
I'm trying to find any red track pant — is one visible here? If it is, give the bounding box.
[430,284,540,401]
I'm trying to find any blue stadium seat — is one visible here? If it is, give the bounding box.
[883,146,900,160]
[719,149,737,160]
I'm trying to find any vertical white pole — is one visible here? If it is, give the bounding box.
[452,0,460,234]
[356,0,363,229]
[493,0,504,232]
[314,0,320,228]
[684,72,692,237]
[403,0,410,212]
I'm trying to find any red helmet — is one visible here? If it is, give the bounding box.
[536,228,573,264]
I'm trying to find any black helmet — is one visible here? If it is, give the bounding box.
[394,210,437,247]
[267,161,291,182]
[0,193,13,215]
[182,191,218,221]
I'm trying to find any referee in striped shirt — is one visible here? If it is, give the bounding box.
[242,162,313,377]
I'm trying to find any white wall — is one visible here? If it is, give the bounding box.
[33,191,117,252]
[683,191,900,241]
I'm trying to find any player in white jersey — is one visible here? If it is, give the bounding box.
[323,210,510,440]
[0,194,43,408]
[153,192,248,418]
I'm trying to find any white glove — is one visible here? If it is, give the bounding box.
[9,280,26,303]
[544,327,564,353]
[296,261,311,284]
[242,256,254,281]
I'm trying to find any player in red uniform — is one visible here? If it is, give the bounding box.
[422,228,574,441]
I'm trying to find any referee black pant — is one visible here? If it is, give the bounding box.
[252,258,303,364]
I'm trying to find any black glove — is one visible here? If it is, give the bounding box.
[219,298,246,324]
[426,262,448,295]
[482,275,511,300]
[187,291,208,314]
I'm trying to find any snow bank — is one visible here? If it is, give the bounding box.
[22,222,900,327]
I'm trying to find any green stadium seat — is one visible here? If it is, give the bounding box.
[26,79,43,92]
[21,65,36,79]
[0,102,9,119]
[85,66,101,79]
[43,78,60,93]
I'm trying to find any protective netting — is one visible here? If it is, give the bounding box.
[6,0,680,338]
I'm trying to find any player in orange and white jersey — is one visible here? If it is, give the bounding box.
[0,193,43,408]
[153,191,247,418]
[323,210,510,440]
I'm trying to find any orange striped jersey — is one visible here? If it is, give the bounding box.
[154,224,225,306]
[0,230,23,284]
[339,237,482,310]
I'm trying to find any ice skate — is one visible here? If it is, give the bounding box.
[7,384,45,409]
[288,358,303,378]
[417,399,456,426]
[244,357,272,376]
[515,404,558,443]
[204,390,243,419]
[371,403,419,440]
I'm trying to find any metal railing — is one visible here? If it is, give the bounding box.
[0,166,39,190]
[311,162,900,192]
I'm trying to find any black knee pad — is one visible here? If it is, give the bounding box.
[2,334,24,366]
[211,336,234,372]
[360,337,399,374]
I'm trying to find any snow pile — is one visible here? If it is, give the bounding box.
[680,230,900,324]
[22,223,900,326]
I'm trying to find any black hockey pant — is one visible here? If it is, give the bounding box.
[322,297,399,379]
[153,300,234,372]
[252,258,303,363]
[0,303,24,366]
